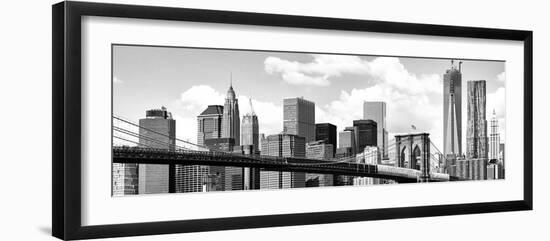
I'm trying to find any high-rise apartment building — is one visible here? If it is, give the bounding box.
[466,80,488,159]
[443,60,463,156]
[315,123,337,157]
[138,107,176,194]
[222,82,240,145]
[283,97,315,142]
[353,119,377,154]
[363,101,388,159]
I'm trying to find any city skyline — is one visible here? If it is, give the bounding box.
[112,45,507,195]
[113,45,506,152]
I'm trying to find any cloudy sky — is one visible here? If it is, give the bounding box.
[113,45,506,151]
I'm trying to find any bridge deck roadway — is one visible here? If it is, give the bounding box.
[112,147,451,183]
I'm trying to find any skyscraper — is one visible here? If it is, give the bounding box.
[334,128,355,186]
[222,81,240,145]
[260,133,306,189]
[315,123,337,157]
[138,107,176,194]
[466,80,488,159]
[186,105,225,193]
[489,109,500,161]
[197,105,224,146]
[259,133,266,154]
[363,101,388,159]
[305,140,334,187]
[203,138,235,192]
[353,146,380,185]
[283,97,315,143]
[241,98,259,152]
[353,119,377,154]
[338,126,356,154]
[499,143,505,178]
[112,162,138,196]
[233,145,261,190]
[443,60,462,156]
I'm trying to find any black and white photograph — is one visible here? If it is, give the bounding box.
[111,45,507,196]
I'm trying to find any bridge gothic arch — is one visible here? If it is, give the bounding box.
[395,133,431,182]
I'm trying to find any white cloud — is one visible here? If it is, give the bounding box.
[264,55,442,95]
[178,85,225,113]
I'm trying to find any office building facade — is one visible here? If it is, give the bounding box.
[363,101,388,159]
[260,133,306,189]
[283,97,315,142]
[197,105,224,146]
[338,127,356,154]
[315,123,337,157]
[353,119,377,154]
[305,140,334,187]
[203,138,235,192]
[138,107,176,194]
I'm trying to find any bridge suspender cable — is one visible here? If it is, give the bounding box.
[113,126,190,151]
[113,135,156,149]
[113,115,235,154]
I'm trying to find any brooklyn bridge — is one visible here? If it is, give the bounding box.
[113,116,458,183]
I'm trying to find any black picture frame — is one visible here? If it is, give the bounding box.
[52,1,533,240]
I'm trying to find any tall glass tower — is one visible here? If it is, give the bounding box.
[443,60,462,156]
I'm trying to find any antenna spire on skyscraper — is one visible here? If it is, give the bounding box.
[249,97,255,115]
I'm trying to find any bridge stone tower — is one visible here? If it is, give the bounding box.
[395,133,430,182]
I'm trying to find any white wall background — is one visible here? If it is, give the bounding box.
[0,0,547,240]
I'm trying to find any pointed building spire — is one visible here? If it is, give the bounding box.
[249,97,255,116]
[230,71,233,87]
